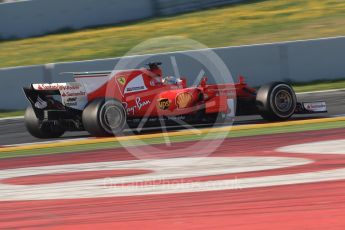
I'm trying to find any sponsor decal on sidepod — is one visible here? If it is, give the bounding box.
[157,98,170,110]
[123,97,151,115]
[176,92,193,109]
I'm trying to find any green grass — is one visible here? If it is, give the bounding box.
[1,0,345,68]
[1,119,344,159]
[292,79,345,93]
[0,110,24,118]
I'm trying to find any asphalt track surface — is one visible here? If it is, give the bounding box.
[1,127,345,229]
[1,89,344,146]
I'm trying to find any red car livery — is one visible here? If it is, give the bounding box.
[23,62,326,138]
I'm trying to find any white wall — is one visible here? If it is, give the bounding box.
[0,65,45,109]
[0,0,247,39]
[1,37,344,110]
[0,0,154,39]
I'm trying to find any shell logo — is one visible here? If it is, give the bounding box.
[176,92,193,109]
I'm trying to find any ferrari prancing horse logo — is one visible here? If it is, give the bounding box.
[117,77,126,85]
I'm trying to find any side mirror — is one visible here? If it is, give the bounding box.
[239,75,245,84]
[180,78,187,88]
[200,77,208,88]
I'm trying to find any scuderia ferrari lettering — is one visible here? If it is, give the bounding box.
[58,83,88,110]
[61,91,86,97]
[34,83,81,91]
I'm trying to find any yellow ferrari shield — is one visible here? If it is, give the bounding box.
[117,77,126,85]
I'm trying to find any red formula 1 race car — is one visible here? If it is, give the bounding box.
[23,62,327,138]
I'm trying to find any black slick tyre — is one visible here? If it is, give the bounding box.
[256,82,297,121]
[82,98,127,137]
[24,106,65,138]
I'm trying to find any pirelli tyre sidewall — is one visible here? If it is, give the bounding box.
[24,106,65,138]
[82,98,127,137]
[256,82,297,121]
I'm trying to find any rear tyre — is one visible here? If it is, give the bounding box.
[256,82,297,121]
[24,106,65,138]
[82,98,127,137]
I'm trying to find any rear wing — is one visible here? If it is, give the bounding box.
[60,71,112,79]
[24,82,88,111]
[31,82,83,91]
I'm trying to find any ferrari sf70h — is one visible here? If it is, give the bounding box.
[23,62,327,138]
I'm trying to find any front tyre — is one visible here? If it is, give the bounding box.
[24,106,65,138]
[256,82,297,121]
[82,98,127,137]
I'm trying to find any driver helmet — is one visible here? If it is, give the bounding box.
[163,76,180,85]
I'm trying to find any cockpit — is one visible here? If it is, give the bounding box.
[146,62,185,87]
[162,76,182,85]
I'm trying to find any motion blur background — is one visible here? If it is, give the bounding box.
[0,0,345,110]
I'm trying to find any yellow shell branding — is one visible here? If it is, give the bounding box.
[117,76,126,85]
[176,92,193,109]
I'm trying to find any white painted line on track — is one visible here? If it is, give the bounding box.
[2,133,345,201]
[0,157,311,201]
[278,139,345,155]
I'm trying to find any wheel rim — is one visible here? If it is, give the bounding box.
[103,105,123,131]
[274,89,293,113]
